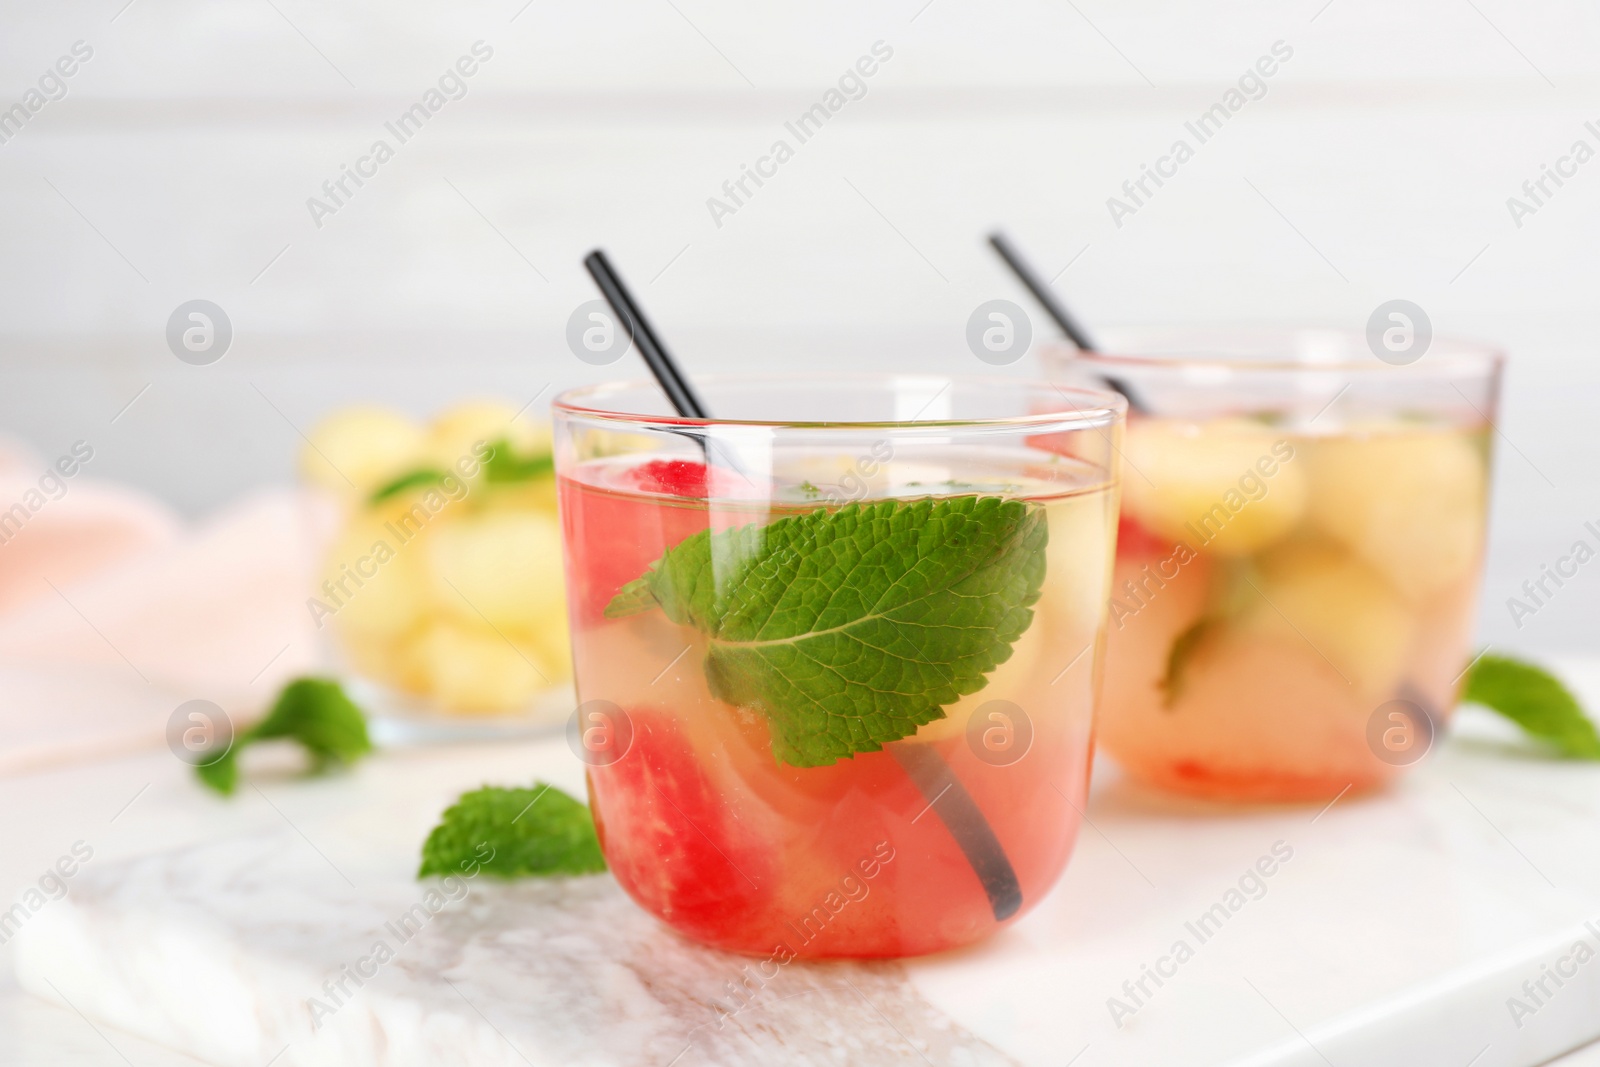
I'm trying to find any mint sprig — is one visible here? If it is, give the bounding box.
[1157,561,1255,709]
[1464,654,1600,759]
[196,678,374,795]
[418,783,606,879]
[606,496,1049,766]
[369,467,451,503]
[365,435,552,505]
[1160,618,1216,708]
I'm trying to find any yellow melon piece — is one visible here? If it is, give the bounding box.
[411,619,548,714]
[1242,541,1415,698]
[318,513,433,638]
[1101,625,1391,802]
[427,510,566,630]
[1306,428,1486,601]
[1120,418,1308,557]
[337,628,429,696]
[427,400,550,474]
[300,407,426,493]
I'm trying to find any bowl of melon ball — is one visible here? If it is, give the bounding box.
[299,400,572,737]
[1046,329,1502,803]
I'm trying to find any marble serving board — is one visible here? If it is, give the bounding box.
[14,832,1015,1067]
[11,661,1600,1067]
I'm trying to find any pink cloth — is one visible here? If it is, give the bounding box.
[0,476,179,613]
[0,462,330,775]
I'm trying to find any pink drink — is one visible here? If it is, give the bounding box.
[1047,331,1501,802]
[1100,419,1491,800]
[554,379,1123,956]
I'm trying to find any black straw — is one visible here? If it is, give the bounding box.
[584,250,709,419]
[891,745,1022,920]
[987,230,1147,413]
[581,247,1023,924]
[987,232,1097,351]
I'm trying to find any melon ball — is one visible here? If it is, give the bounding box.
[337,628,429,696]
[426,510,566,630]
[426,401,550,474]
[1241,540,1415,698]
[1306,428,1487,601]
[300,407,425,493]
[318,513,432,638]
[1121,419,1308,557]
[411,620,548,714]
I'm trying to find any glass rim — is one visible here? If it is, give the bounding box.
[1038,328,1505,376]
[553,373,1128,431]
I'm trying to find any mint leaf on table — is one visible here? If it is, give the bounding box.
[195,748,241,794]
[196,678,374,795]
[418,783,606,879]
[483,437,554,484]
[1463,654,1600,759]
[606,496,1049,767]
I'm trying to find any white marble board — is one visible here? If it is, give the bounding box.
[8,660,1600,1066]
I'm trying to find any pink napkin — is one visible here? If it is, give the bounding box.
[0,457,331,775]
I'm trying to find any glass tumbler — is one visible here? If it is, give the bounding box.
[553,375,1124,957]
[1046,329,1501,802]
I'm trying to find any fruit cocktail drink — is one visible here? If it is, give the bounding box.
[554,377,1124,957]
[1046,329,1501,802]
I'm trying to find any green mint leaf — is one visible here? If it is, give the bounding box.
[605,496,1048,767]
[418,783,606,879]
[195,751,240,795]
[483,437,554,484]
[1159,560,1259,710]
[369,468,450,504]
[1464,654,1600,759]
[247,678,373,768]
[1160,618,1217,708]
[194,678,374,796]
[604,576,656,620]
[368,437,552,504]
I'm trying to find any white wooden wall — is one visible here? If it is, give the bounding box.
[1,0,1596,651]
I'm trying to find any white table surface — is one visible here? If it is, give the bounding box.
[5,662,1600,1066]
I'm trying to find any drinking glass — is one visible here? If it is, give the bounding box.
[1045,329,1501,802]
[554,375,1124,957]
